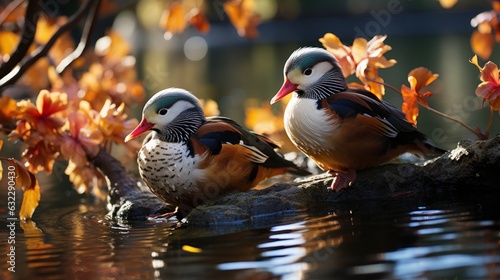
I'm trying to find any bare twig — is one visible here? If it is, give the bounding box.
[365,76,488,140]
[56,0,101,74]
[0,0,95,93]
[0,0,41,80]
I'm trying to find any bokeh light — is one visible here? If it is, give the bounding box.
[184,36,208,61]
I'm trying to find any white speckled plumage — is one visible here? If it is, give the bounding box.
[138,133,206,204]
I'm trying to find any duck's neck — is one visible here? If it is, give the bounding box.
[157,109,205,143]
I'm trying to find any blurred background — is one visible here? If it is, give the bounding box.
[108,0,497,150]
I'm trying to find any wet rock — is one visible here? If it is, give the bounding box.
[101,135,500,224]
[186,135,500,225]
[91,148,174,222]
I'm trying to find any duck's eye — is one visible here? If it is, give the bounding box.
[303,68,312,76]
[158,108,168,115]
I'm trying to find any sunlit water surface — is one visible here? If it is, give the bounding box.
[1,187,499,279]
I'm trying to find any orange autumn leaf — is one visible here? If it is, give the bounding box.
[400,67,439,125]
[224,0,260,38]
[23,139,58,174]
[199,99,220,116]
[65,160,107,198]
[471,30,494,60]
[0,95,19,129]
[353,36,397,99]
[0,30,21,58]
[160,2,187,39]
[245,102,284,136]
[439,0,459,9]
[188,9,210,33]
[95,31,131,62]
[17,90,68,138]
[95,100,138,145]
[319,33,356,77]
[401,86,419,125]
[60,111,103,166]
[470,55,500,110]
[320,34,396,98]
[0,1,27,23]
[35,16,74,64]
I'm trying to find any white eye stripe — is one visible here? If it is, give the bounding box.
[289,61,334,88]
[148,100,197,125]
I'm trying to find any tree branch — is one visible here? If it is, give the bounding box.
[0,0,25,25]
[0,0,95,94]
[56,0,101,75]
[0,0,41,79]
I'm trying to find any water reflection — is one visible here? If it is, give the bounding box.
[1,191,499,279]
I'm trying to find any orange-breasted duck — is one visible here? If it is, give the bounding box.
[270,47,445,191]
[125,88,308,218]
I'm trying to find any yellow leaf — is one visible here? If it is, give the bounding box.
[199,99,220,116]
[3,158,39,220]
[159,2,187,37]
[19,180,41,220]
[0,30,20,56]
[471,30,493,60]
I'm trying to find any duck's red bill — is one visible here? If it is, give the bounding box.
[270,78,298,104]
[124,118,154,142]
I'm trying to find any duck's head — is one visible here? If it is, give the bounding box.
[270,47,347,104]
[125,88,205,143]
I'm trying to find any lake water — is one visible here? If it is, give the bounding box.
[1,183,499,279]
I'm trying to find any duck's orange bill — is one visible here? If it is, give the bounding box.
[124,118,154,142]
[270,78,298,104]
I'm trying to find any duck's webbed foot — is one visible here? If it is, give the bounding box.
[328,169,356,192]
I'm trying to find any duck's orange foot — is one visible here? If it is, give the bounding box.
[328,169,356,192]
[147,207,178,220]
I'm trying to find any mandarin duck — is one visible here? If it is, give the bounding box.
[270,47,446,191]
[125,88,308,217]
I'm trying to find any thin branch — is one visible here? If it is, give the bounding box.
[365,76,488,139]
[0,0,41,80]
[0,0,95,93]
[56,0,101,74]
[484,105,494,139]
[417,100,486,139]
[0,0,25,25]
